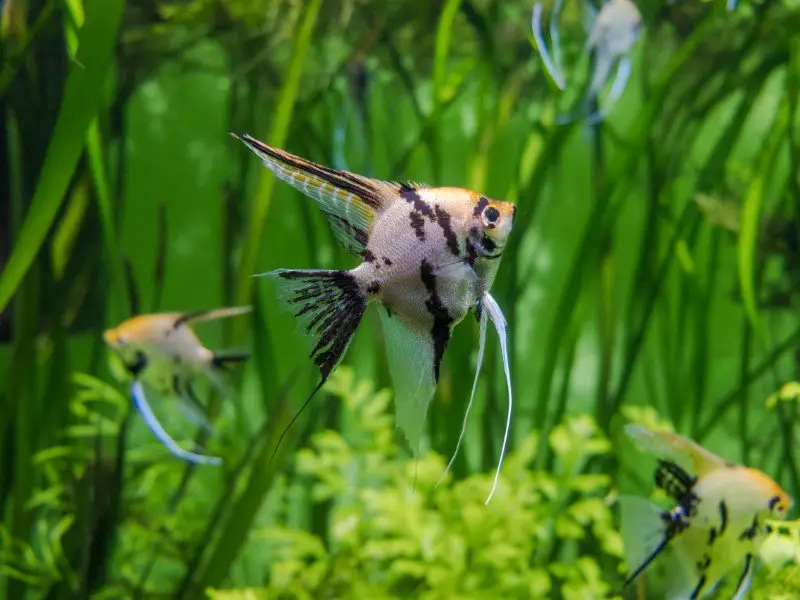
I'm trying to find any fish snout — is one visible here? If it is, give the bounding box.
[103,329,117,346]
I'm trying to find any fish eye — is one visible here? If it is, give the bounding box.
[117,336,127,346]
[484,206,500,225]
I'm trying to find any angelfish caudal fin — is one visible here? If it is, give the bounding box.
[263,269,367,380]
[257,268,367,462]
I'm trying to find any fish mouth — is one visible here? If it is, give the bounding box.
[469,237,503,260]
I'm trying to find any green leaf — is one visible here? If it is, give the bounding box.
[0,0,125,314]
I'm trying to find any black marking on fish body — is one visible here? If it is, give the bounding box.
[401,187,434,219]
[434,205,460,256]
[482,234,497,254]
[127,351,148,377]
[655,460,699,512]
[419,259,453,382]
[363,249,377,263]
[473,195,489,216]
[382,256,392,266]
[735,554,753,596]
[718,501,728,535]
[769,495,781,511]
[696,553,711,571]
[739,515,759,541]
[689,575,707,600]
[173,310,209,329]
[410,210,426,241]
[367,281,380,295]
[708,528,717,546]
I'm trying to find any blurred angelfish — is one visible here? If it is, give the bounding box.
[532,0,642,124]
[620,423,792,599]
[234,134,516,504]
[104,307,251,465]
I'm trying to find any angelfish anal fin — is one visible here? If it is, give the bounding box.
[379,309,442,456]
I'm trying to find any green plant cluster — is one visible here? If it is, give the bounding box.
[207,368,623,600]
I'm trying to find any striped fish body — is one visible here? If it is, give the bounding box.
[235,134,515,456]
[103,307,251,465]
[622,424,792,600]
[356,187,504,334]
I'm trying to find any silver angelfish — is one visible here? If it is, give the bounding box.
[234,134,516,504]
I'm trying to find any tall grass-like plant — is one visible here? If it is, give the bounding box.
[3,1,800,597]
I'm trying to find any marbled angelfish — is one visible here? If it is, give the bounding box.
[234,134,516,503]
[104,307,251,465]
[619,423,792,599]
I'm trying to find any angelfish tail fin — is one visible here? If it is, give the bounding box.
[262,269,366,380]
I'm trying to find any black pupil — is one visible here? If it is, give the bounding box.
[485,207,500,223]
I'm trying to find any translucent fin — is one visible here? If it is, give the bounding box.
[617,495,671,586]
[587,55,632,124]
[531,3,566,90]
[432,257,478,284]
[130,381,222,465]
[482,293,512,505]
[625,423,728,477]
[435,298,489,489]
[261,269,366,381]
[727,0,738,10]
[234,133,415,256]
[176,382,214,434]
[550,0,565,83]
[173,306,252,329]
[379,309,442,457]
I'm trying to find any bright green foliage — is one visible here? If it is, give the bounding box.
[208,368,622,599]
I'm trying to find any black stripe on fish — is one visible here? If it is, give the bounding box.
[623,508,684,589]
[739,515,759,541]
[174,311,210,329]
[473,195,489,216]
[434,205,460,256]
[769,495,781,511]
[410,210,426,241]
[735,554,753,596]
[382,256,392,266]
[708,528,716,546]
[655,460,698,509]
[718,500,728,535]
[363,249,377,263]
[241,135,385,210]
[400,186,435,219]
[689,575,707,600]
[696,553,711,571]
[276,269,366,380]
[419,259,453,382]
[127,351,148,377]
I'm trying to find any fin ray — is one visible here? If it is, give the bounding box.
[235,134,421,255]
[174,306,252,329]
[264,269,366,380]
[625,424,728,477]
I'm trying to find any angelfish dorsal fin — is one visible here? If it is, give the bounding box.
[234,133,408,256]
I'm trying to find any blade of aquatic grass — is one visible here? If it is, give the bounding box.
[0,0,124,314]
[738,95,790,331]
[431,0,461,181]
[697,323,800,441]
[232,0,322,325]
[531,16,717,451]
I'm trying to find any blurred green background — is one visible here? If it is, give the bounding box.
[3,0,800,598]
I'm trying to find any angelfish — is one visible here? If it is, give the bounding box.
[532,0,642,124]
[103,307,251,465]
[619,423,793,599]
[234,133,516,504]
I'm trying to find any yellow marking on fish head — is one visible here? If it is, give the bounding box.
[744,467,793,519]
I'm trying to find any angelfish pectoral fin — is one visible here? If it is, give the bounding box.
[130,381,222,466]
[731,554,754,600]
[482,292,512,505]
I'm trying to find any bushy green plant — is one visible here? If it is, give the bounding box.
[208,367,623,599]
